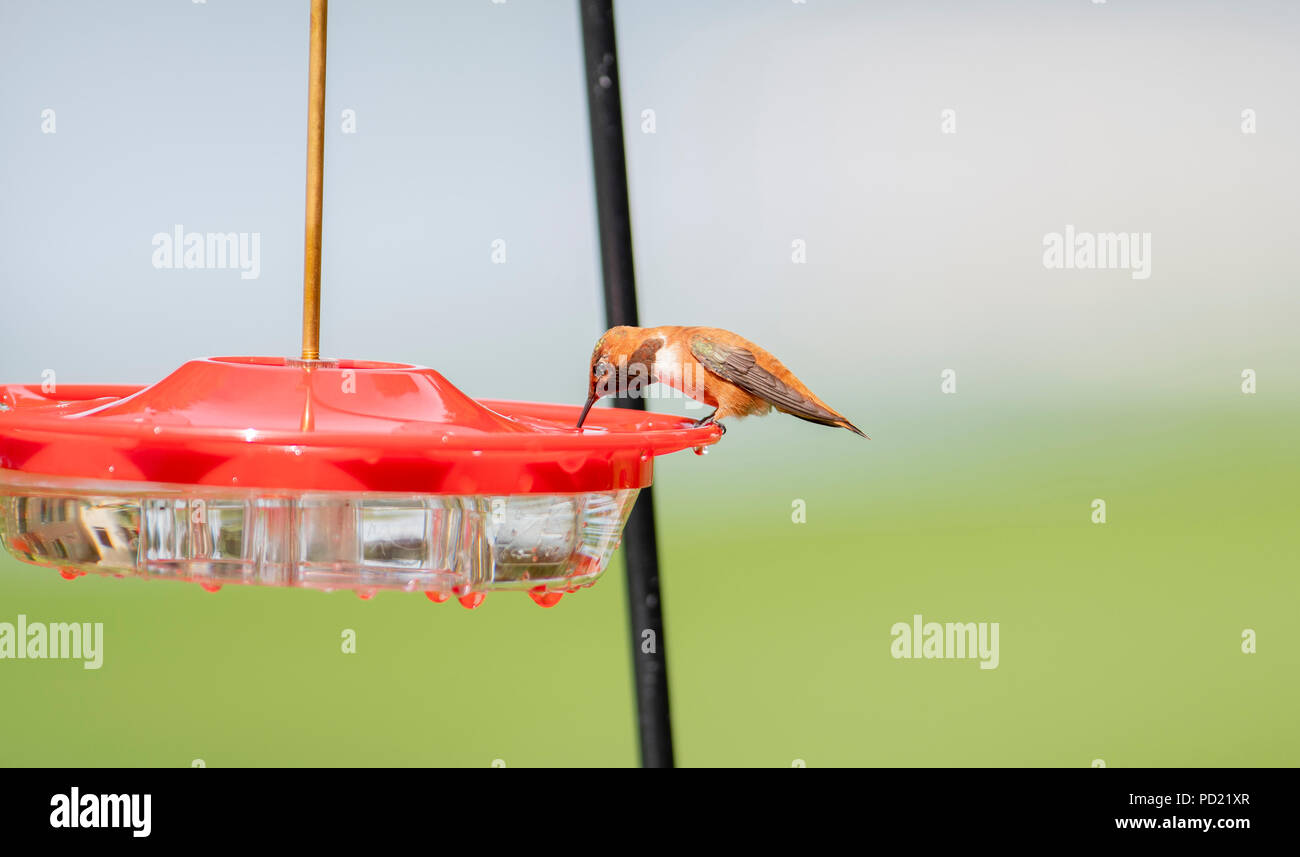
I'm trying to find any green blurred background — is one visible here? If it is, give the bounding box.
[2,391,1296,766]
[1,1,1298,765]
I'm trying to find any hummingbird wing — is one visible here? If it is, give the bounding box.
[688,335,845,425]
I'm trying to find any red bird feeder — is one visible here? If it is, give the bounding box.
[0,2,721,611]
[0,357,719,607]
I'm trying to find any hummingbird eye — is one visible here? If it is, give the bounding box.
[596,359,611,377]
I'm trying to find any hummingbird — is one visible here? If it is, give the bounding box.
[576,325,868,438]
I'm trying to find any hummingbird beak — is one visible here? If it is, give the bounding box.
[576,392,599,428]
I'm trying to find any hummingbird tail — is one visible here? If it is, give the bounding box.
[841,421,870,439]
[786,410,870,439]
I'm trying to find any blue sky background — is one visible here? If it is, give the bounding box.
[1,0,1296,419]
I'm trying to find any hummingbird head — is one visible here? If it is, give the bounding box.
[576,326,646,428]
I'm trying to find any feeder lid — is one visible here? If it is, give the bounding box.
[0,356,720,494]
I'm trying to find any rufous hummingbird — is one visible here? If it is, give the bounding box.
[576,325,868,437]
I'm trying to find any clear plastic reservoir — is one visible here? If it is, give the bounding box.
[0,472,638,598]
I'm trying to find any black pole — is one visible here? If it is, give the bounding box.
[579,0,674,769]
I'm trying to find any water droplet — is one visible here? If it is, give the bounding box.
[200,582,222,593]
[425,591,449,604]
[59,568,82,581]
[152,426,162,435]
[528,587,564,608]
[458,592,486,610]
[356,589,374,600]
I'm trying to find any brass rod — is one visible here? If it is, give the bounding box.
[301,0,327,361]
